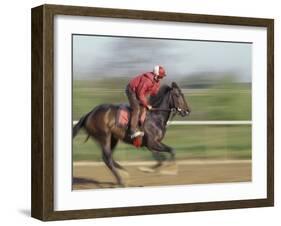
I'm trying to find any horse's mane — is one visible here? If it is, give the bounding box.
[149,84,171,107]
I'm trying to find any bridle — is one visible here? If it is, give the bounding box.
[151,88,183,110]
[149,89,181,127]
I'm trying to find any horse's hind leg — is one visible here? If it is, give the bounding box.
[100,135,124,186]
[102,153,124,186]
[111,136,130,178]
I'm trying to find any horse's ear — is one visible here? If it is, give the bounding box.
[171,82,179,89]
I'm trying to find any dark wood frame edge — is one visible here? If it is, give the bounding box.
[31,4,274,221]
[32,5,44,220]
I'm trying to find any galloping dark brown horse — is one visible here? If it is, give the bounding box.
[73,82,191,186]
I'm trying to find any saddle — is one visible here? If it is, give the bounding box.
[116,104,146,129]
[116,105,131,128]
[116,105,146,148]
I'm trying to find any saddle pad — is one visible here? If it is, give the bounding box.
[116,105,130,128]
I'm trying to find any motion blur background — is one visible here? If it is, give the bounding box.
[72,35,252,162]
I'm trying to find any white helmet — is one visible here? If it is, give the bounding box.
[153,65,166,78]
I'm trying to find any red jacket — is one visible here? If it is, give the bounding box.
[129,72,160,107]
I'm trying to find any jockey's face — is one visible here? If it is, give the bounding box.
[154,75,163,82]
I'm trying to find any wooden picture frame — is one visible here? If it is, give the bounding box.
[31,4,274,221]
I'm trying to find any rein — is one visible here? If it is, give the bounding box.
[149,89,178,127]
[166,109,177,128]
[150,108,177,128]
[150,108,174,112]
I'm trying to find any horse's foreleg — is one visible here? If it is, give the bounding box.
[150,151,167,169]
[139,141,176,174]
[163,143,176,162]
[138,148,166,173]
[148,141,177,175]
[147,141,175,162]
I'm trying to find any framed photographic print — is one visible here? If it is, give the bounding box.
[31,4,274,221]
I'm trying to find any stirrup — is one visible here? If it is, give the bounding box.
[130,131,144,139]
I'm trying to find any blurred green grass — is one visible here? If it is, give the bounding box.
[73,125,251,161]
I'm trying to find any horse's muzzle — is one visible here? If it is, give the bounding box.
[180,110,190,117]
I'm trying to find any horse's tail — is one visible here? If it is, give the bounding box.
[73,113,89,139]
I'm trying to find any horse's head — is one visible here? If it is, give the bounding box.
[169,82,191,117]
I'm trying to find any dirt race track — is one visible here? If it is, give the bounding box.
[72,160,251,190]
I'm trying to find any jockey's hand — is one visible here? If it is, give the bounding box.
[147,105,153,111]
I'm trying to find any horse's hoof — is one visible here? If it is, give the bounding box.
[118,169,130,178]
[159,163,178,175]
[159,169,178,175]
[119,180,129,187]
[138,166,156,173]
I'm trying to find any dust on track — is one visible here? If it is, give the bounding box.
[72,160,251,190]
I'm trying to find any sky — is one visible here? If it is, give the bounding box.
[72,35,252,82]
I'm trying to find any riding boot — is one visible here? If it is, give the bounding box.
[130,129,144,139]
